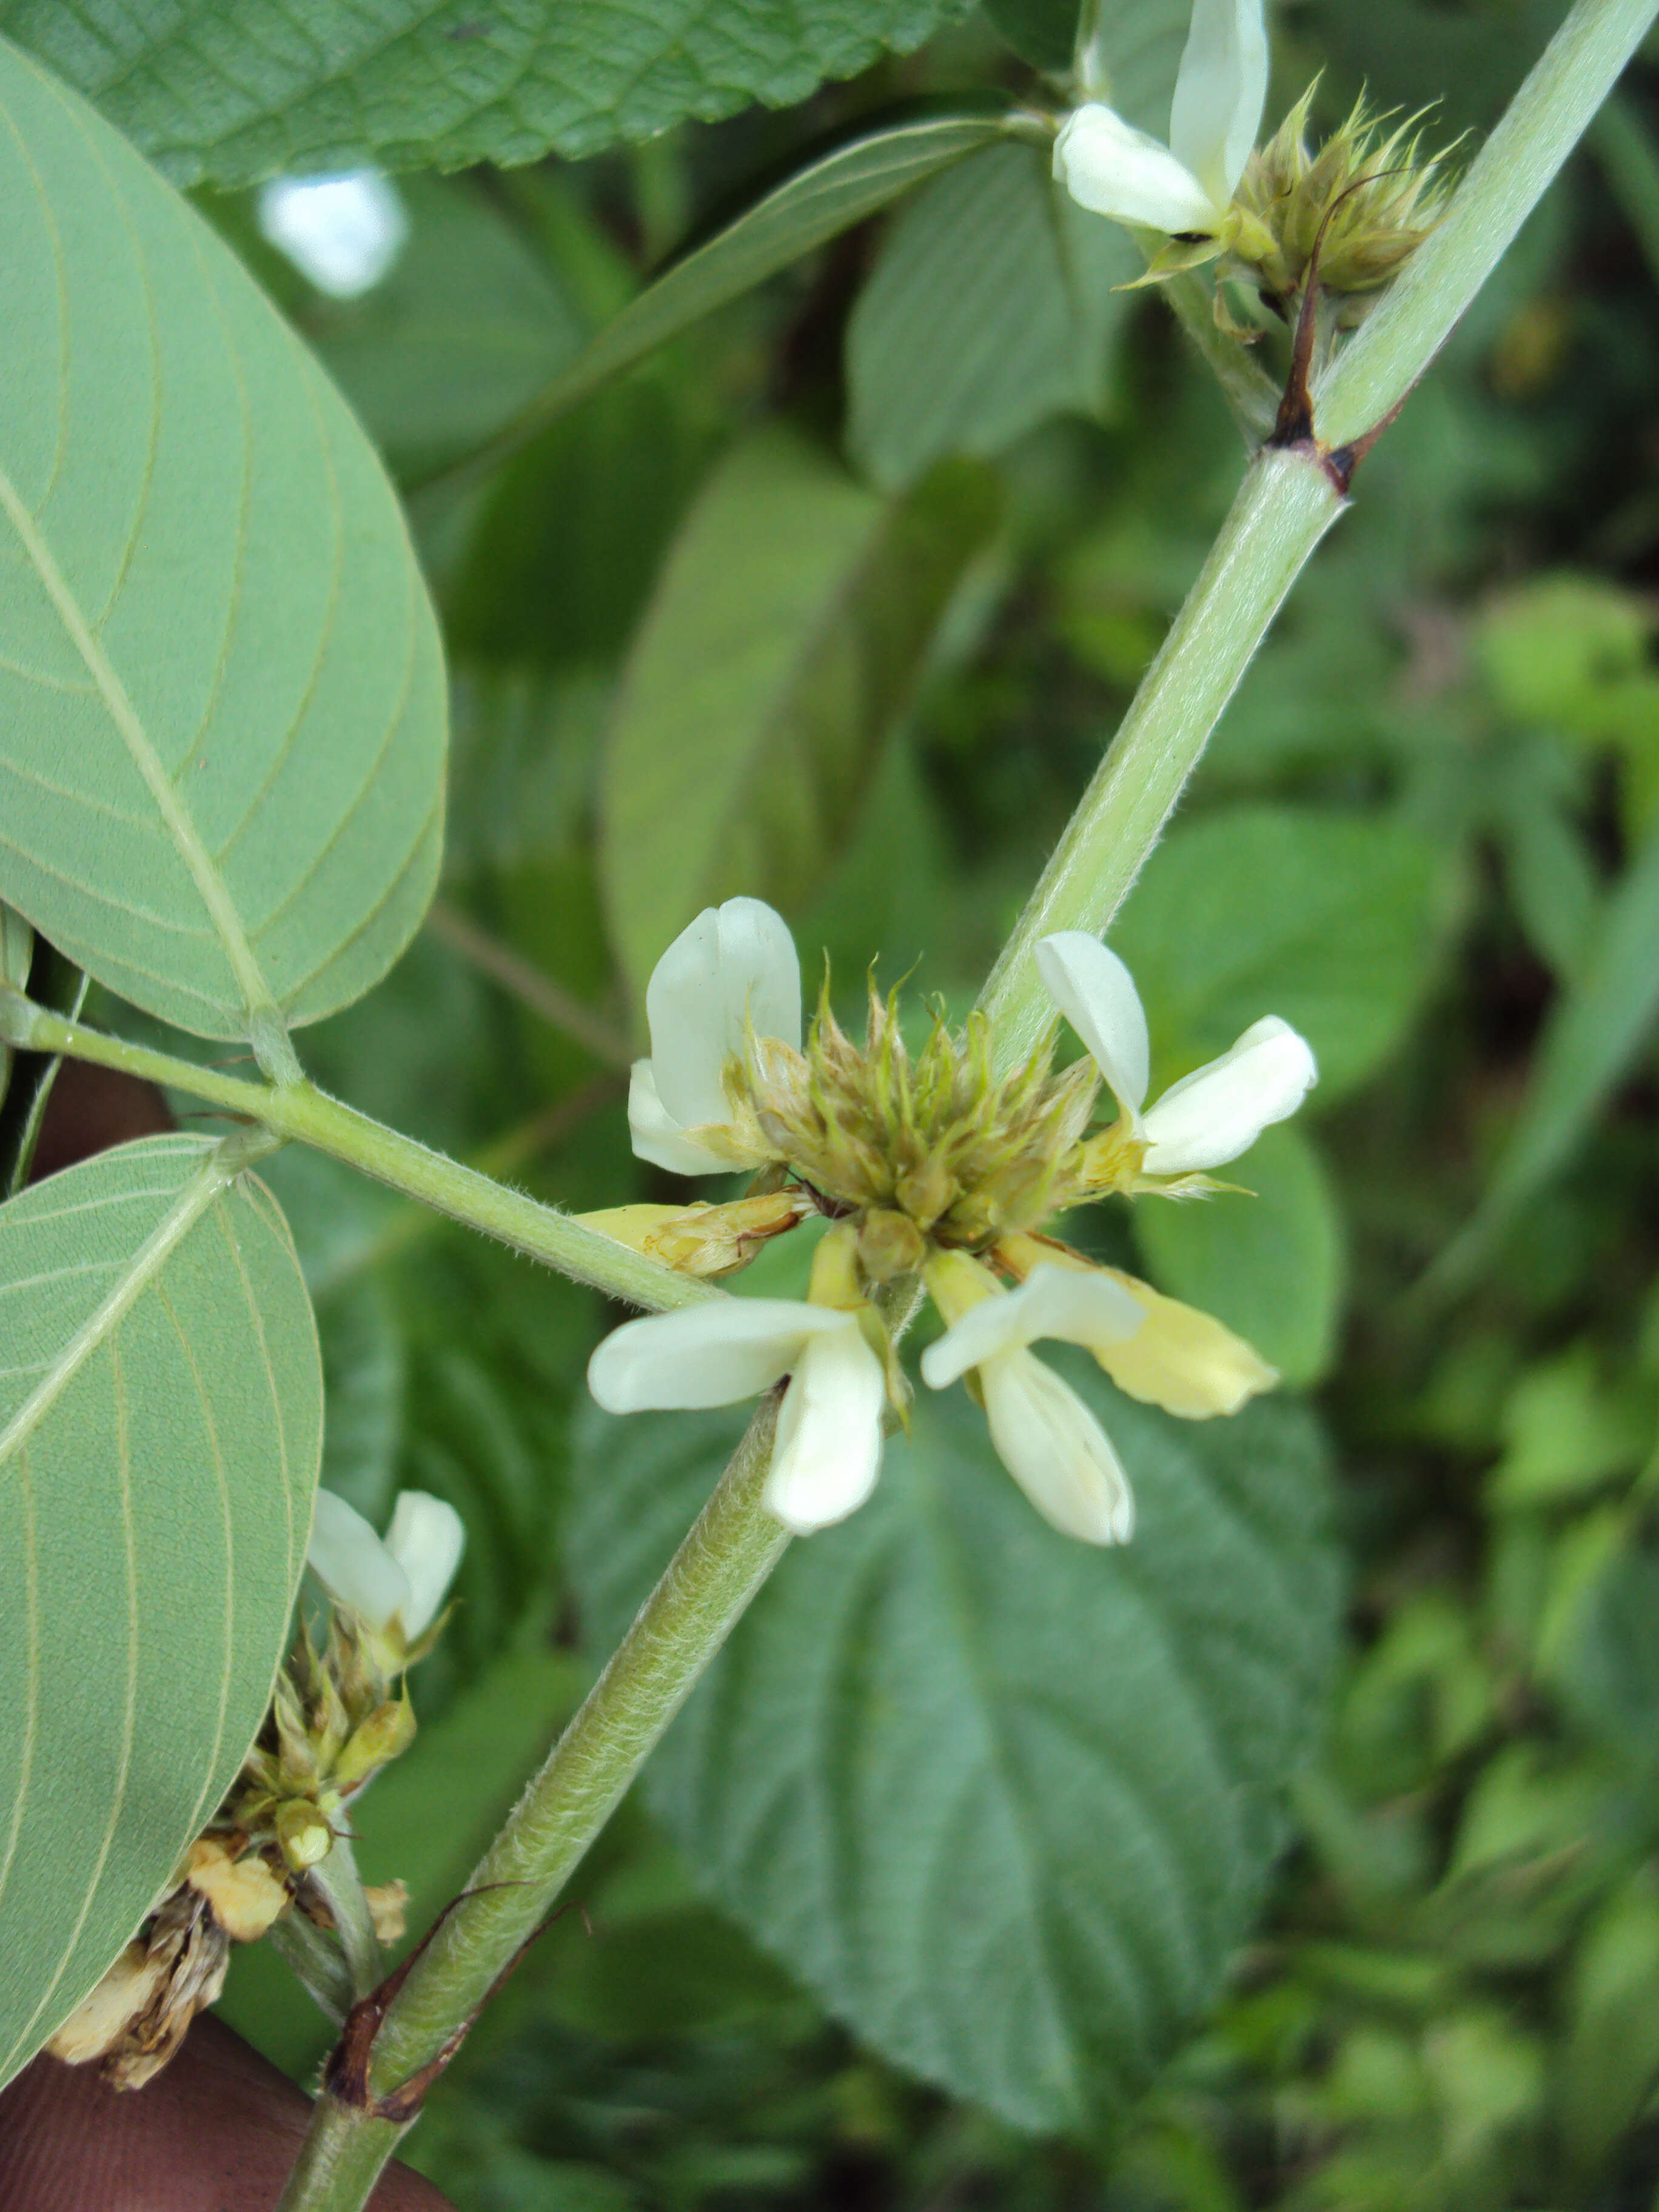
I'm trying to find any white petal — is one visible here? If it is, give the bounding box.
[588,1298,848,1413]
[980,1350,1135,1544]
[626,1060,743,1177]
[1141,1015,1318,1174]
[307,1490,411,1634]
[763,1325,886,1533]
[716,898,802,1059]
[383,1491,466,1640]
[1053,105,1221,233]
[1168,0,1269,209]
[1034,933,1150,1118]
[644,899,800,1133]
[256,172,408,298]
[921,1262,1143,1389]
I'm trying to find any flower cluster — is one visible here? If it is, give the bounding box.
[585,899,1315,1546]
[1052,0,1454,328]
[48,1490,464,2088]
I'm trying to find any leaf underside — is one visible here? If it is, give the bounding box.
[0,1136,321,2090]
[0,37,446,1041]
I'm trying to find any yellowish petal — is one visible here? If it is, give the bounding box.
[1093,1272,1276,1417]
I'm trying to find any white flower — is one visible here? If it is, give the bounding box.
[306,1489,465,1646]
[1054,0,1268,237]
[921,1256,1145,1544]
[256,170,409,298]
[628,898,801,1177]
[1036,931,1316,1175]
[588,1297,886,1535]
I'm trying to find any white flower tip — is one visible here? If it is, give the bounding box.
[1051,101,1221,233]
[762,1326,888,1535]
[1034,932,1150,1119]
[256,170,408,298]
[384,1491,465,1640]
[306,1489,412,1636]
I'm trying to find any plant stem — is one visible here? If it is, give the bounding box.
[0,991,709,1316]
[980,0,1655,1064]
[272,2099,409,2212]
[977,446,1344,1066]
[279,1403,789,2210]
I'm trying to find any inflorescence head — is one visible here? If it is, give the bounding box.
[745,977,1104,1273]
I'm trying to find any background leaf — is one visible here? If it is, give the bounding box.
[601,432,998,998]
[0,38,446,1042]
[0,0,977,184]
[506,113,1015,447]
[0,1134,321,2088]
[1131,1121,1346,1386]
[567,1373,1339,2133]
[1112,806,1449,1104]
[845,143,1140,490]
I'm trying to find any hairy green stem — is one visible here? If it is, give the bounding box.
[0,991,708,1316]
[979,447,1344,1065]
[272,2100,409,2212]
[980,0,1654,1065]
[280,1404,789,2211]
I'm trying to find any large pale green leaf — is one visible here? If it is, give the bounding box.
[601,432,998,998]
[0,39,446,1042]
[452,113,1014,469]
[1133,1121,1346,1387]
[1113,806,1449,1106]
[846,143,1139,489]
[0,0,976,184]
[0,1133,321,2089]
[568,1369,1339,2132]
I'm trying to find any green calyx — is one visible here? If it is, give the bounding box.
[746,979,1101,1253]
[1230,86,1460,317]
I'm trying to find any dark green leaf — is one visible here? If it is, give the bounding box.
[568,1370,1339,2131]
[0,4,982,186]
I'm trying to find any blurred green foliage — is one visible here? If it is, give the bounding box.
[190,0,1659,2200]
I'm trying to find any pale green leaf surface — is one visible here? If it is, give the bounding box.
[1113,807,1447,1105]
[476,113,1014,459]
[568,1371,1339,2131]
[0,0,976,185]
[846,143,1140,489]
[602,432,997,998]
[1133,1121,1345,1386]
[0,1134,321,2088]
[0,38,446,1041]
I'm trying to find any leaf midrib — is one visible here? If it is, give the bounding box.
[0,1143,231,1473]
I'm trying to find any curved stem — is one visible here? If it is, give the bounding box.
[276,1402,789,2210]
[0,992,710,1316]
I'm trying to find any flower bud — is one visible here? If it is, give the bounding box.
[857,1207,927,1282]
[333,1696,417,1794]
[274,1798,335,1872]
